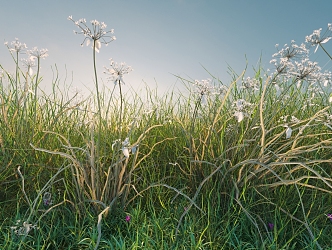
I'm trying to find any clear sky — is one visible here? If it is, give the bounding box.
[1,0,332,96]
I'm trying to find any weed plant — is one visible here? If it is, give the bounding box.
[1,19,332,249]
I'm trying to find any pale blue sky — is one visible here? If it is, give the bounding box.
[1,1,332,96]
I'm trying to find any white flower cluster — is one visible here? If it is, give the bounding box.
[68,15,116,52]
[104,58,133,85]
[4,38,48,76]
[27,47,49,60]
[270,26,332,90]
[10,220,38,236]
[233,99,254,123]
[4,38,27,54]
[305,26,332,53]
[241,76,260,91]
[21,58,36,76]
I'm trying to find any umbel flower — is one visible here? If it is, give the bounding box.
[4,38,27,54]
[306,26,332,53]
[21,57,36,76]
[272,41,308,61]
[68,15,116,52]
[233,99,253,123]
[27,47,49,60]
[104,58,133,85]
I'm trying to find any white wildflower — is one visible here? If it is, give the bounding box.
[5,38,27,54]
[68,15,116,52]
[104,58,132,85]
[27,47,49,60]
[21,57,36,76]
[305,27,332,53]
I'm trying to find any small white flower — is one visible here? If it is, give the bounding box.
[234,111,244,123]
[122,147,130,158]
[285,126,292,139]
[104,59,133,85]
[305,27,332,53]
[112,138,131,158]
[122,137,130,158]
[5,38,27,54]
[232,99,253,122]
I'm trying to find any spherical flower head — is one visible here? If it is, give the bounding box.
[68,15,116,52]
[28,47,49,60]
[104,58,133,85]
[5,38,27,54]
[125,215,131,222]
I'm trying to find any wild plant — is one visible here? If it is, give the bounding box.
[3,18,332,249]
[8,166,67,249]
[170,23,332,249]
[4,38,27,104]
[23,16,178,249]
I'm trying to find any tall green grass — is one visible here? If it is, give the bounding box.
[2,22,332,249]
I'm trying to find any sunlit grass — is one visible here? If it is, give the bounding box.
[2,22,332,249]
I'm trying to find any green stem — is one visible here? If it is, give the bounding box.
[33,57,40,131]
[188,93,203,175]
[118,79,123,133]
[15,51,19,104]
[93,40,102,119]
[93,40,102,169]
[319,43,332,60]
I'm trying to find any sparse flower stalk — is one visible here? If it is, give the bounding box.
[68,16,116,152]
[27,47,48,126]
[104,59,132,131]
[4,38,27,103]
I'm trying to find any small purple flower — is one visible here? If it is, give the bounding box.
[43,199,51,206]
[268,223,274,231]
[125,215,131,222]
[43,192,52,207]
[326,214,332,221]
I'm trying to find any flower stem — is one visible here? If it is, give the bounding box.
[93,40,102,157]
[319,43,332,60]
[33,57,40,128]
[15,51,19,104]
[118,79,123,133]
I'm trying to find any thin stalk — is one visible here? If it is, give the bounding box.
[118,79,123,133]
[319,43,332,60]
[33,57,40,134]
[15,51,19,104]
[189,93,203,175]
[93,40,102,120]
[92,39,102,156]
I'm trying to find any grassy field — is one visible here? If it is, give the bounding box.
[2,21,332,249]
